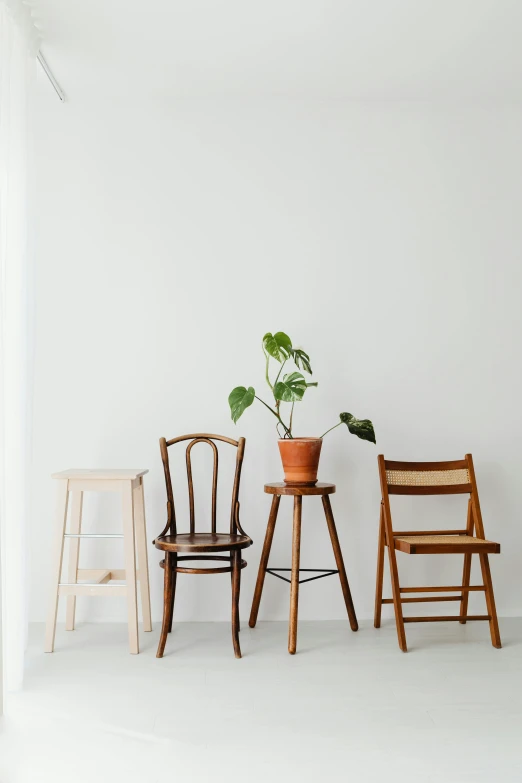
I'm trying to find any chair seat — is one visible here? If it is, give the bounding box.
[394,534,500,555]
[155,532,252,553]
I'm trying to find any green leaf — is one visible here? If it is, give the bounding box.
[339,412,376,444]
[263,332,293,363]
[274,372,307,402]
[274,331,292,356]
[262,333,280,361]
[229,386,255,424]
[293,348,312,374]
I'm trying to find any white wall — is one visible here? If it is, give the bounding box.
[30,95,522,626]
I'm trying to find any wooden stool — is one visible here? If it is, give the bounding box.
[45,469,152,654]
[249,482,358,654]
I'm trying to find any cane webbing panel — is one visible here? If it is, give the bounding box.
[395,535,490,546]
[386,469,470,487]
[394,534,500,554]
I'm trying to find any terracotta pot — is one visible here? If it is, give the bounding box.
[278,437,323,486]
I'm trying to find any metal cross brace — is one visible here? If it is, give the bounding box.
[266,568,339,585]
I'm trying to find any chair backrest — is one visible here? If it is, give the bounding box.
[158,433,246,538]
[381,457,472,496]
[378,453,485,537]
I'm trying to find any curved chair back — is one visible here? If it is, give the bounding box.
[157,433,245,538]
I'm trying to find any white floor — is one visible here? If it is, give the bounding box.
[1,619,522,783]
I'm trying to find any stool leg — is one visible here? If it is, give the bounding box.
[65,491,83,631]
[249,495,280,628]
[322,495,358,632]
[133,478,152,632]
[231,550,242,658]
[288,495,302,655]
[122,480,139,654]
[157,552,174,658]
[45,480,69,652]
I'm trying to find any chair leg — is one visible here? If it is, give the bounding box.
[459,553,472,624]
[460,498,474,625]
[479,553,502,649]
[249,495,280,628]
[168,553,177,632]
[230,552,240,632]
[231,550,242,658]
[322,495,358,631]
[386,541,407,652]
[157,552,174,658]
[374,504,386,629]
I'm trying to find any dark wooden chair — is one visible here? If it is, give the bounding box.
[154,434,252,658]
[374,453,501,652]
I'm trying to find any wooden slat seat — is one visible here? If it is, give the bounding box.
[155,532,251,553]
[394,534,500,555]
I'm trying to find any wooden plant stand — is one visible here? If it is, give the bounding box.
[249,482,358,654]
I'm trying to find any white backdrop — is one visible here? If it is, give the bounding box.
[29,95,522,626]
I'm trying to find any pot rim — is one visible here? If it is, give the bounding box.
[278,437,323,442]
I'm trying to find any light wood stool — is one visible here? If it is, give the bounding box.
[45,469,152,654]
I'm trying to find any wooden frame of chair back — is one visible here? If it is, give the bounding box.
[157,433,246,540]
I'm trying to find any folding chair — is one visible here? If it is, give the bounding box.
[374,454,501,651]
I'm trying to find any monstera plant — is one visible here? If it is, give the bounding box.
[228,331,375,485]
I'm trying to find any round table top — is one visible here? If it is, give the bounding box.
[264,482,336,496]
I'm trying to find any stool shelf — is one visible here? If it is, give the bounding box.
[64,533,124,539]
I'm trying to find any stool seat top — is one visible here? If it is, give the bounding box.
[265,482,336,496]
[52,469,149,480]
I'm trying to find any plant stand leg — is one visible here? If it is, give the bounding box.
[288,496,302,654]
[322,495,358,631]
[249,495,280,628]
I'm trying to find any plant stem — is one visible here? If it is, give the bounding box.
[273,359,286,388]
[255,395,292,438]
[319,421,342,439]
[263,347,273,390]
[289,402,295,437]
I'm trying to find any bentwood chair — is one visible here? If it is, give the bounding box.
[154,434,252,658]
[374,454,501,652]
